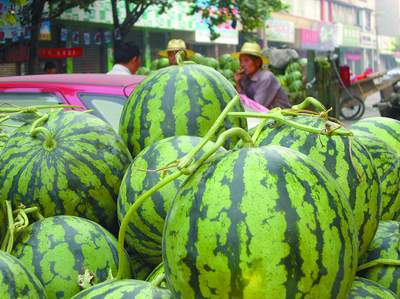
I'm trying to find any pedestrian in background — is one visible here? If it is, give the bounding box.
[108,42,141,75]
[159,39,194,65]
[44,61,57,74]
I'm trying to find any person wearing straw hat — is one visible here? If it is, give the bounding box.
[159,39,194,65]
[232,42,290,109]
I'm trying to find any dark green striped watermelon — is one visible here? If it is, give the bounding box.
[119,63,246,156]
[353,134,400,221]
[0,109,132,232]
[129,252,155,280]
[252,116,381,257]
[163,146,358,298]
[11,215,131,299]
[358,220,400,296]
[118,136,226,265]
[348,277,397,299]
[0,250,47,298]
[71,279,172,298]
[351,117,400,155]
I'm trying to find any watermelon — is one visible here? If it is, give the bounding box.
[136,67,151,76]
[229,59,240,73]
[0,250,47,298]
[0,109,132,232]
[205,57,219,70]
[221,68,234,81]
[71,279,172,298]
[288,80,304,93]
[351,117,400,155]
[151,59,159,71]
[129,252,155,280]
[286,71,303,83]
[11,215,131,299]
[118,136,226,265]
[348,277,397,298]
[163,146,358,298]
[353,134,400,220]
[358,220,400,296]
[252,116,381,257]
[190,53,206,65]
[157,58,170,69]
[285,61,302,74]
[219,54,233,69]
[119,63,247,156]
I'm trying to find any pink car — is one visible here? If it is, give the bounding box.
[0,74,145,131]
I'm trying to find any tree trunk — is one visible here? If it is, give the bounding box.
[27,0,45,74]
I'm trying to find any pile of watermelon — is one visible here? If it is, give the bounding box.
[0,60,400,299]
[137,52,240,86]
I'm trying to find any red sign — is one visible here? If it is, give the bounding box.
[38,47,83,59]
[300,28,320,49]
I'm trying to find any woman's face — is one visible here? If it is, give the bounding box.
[239,54,261,76]
[168,51,178,65]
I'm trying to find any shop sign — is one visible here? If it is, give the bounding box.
[345,51,362,61]
[38,47,83,59]
[378,35,396,54]
[39,21,51,41]
[342,25,360,48]
[299,28,320,50]
[360,32,376,49]
[266,19,295,43]
[319,23,336,51]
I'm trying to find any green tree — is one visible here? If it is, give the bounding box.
[110,0,287,41]
[3,0,97,74]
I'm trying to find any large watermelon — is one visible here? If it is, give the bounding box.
[11,215,131,299]
[252,116,381,257]
[119,63,247,156]
[353,134,400,220]
[118,136,226,265]
[163,146,358,298]
[0,250,47,298]
[71,279,172,298]
[358,220,400,296]
[351,117,400,155]
[0,109,132,232]
[348,277,397,299]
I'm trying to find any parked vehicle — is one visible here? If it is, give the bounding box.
[0,74,145,131]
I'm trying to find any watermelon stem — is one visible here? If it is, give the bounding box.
[358,258,400,271]
[229,111,353,137]
[176,50,186,66]
[116,170,183,279]
[30,114,57,150]
[292,97,327,112]
[0,104,81,113]
[150,273,166,288]
[177,95,240,171]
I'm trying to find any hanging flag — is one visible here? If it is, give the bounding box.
[72,31,80,44]
[60,28,68,42]
[104,31,112,44]
[83,32,90,45]
[94,32,101,45]
[0,31,5,44]
[114,28,121,40]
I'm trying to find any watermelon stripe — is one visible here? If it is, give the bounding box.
[164,146,357,298]
[0,251,47,298]
[12,216,130,299]
[119,64,246,156]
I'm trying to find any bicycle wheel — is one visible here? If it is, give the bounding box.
[340,94,365,120]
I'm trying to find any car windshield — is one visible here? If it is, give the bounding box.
[0,92,63,134]
[78,93,126,132]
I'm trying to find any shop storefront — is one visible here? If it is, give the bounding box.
[378,35,397,71]
[336,24,363,74]
[265,19,295,48]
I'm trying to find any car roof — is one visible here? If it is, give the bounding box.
[0,74,145,87]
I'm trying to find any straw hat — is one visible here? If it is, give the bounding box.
[159,39,194,58]
[232,42,269,65]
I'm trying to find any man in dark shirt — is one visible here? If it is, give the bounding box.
[233,42,291,109]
